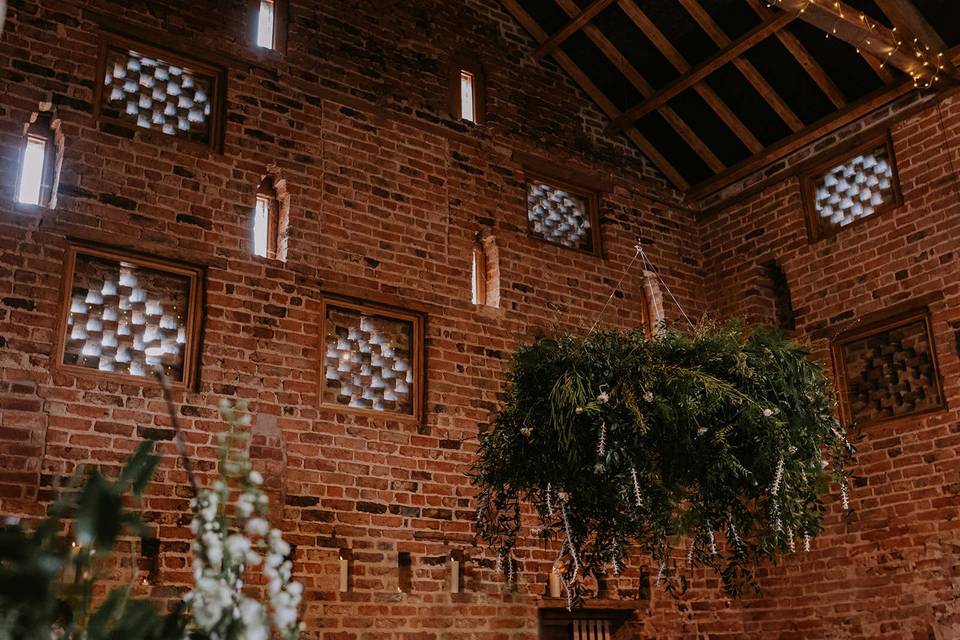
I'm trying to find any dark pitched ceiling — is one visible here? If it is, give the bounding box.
[500,0,960,198]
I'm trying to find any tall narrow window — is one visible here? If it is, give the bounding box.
[459,70,476,122]
[253,178,279,259]
[257,0,276,49]
[17,134,48,206]
[471,245,486,305]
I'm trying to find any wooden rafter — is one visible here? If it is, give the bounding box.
[620,0,763,153]
[499,0,689,189]
[679,0,804,132]
[687,76,918,199]
[553,0,725,172]
[743,0,847,108]
[607,9,796,134]
[557,0,726,173]
[874,0,959,81]
[533,0,616,60]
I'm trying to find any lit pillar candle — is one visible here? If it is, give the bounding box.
[549,570,562,598]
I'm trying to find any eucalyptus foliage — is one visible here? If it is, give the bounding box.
[473,322,855,606]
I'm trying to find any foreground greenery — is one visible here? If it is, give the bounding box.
[473,322,855,606]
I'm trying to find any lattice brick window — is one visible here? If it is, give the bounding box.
[95,34,224,149]
[321,298,424,420]
[832,309,944,426]
[803,134,901,240]
[56,243,203,387]
[526,177,599,253]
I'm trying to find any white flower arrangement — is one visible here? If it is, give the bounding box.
[181,399,305,640]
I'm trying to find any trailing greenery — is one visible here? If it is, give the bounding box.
[0,441,188,640]
[472,322,855,607]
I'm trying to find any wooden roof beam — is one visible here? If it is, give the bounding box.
[775,0,928,80]
[533,0,616,60]
[607,9,796,134]
[620,0,764,152]
[499,0,689,189]
[553,0,725,172]
[874,0,959,82]
[744,0,847,108]
[680,0,804,132]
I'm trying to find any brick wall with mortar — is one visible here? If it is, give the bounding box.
[0,0,706,638]
[681,95,960,640]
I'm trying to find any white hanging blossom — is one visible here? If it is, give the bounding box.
[184,399,305,640]
[546,482,555,517]
[786,526,795,553]
[804,534,812,553]
[597,422,607,458]
[728,520,741,549]
[771,457,784,495]
[840,482,850,511]
[687,537,696,567]
[708,530,717,556]
[630,466,643,508]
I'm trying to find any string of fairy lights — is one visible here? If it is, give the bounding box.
[764,0,947,89]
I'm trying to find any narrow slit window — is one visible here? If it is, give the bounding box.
[253,178,279,259]
[17,134,48,206]
[471,246,486,305]
[257,0,276,49]
[459,70,476,122]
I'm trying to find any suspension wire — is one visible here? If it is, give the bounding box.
[588,244,642,336]
[638,245,695,328]
[588,239,695,335]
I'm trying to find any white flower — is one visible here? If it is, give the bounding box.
[597,392,609,404]
[643,391,654,403]
[697,427,707,436]
[225,534,251,561]
[762,408,774,417]
[249,470,264,486]
[246,517,269,537]
[520,426,532,437]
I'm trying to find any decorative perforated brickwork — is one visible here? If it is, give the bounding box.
[322,303,417,415]
[99,44,215,144]
[835,313,944,425]
[812,142,896,231]
[527,181,594,251]
[62,251,193,382]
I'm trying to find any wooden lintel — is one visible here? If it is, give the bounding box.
[533,0,616,60]
[606,9,796,134]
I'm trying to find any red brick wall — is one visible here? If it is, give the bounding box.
[689,96,960,640]
[0,0,705,637]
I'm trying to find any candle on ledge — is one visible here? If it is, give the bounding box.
[549,569,562,598]
[339,548,351,593]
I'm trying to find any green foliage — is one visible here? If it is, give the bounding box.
[0,441,187,640]
[472,322,855,606]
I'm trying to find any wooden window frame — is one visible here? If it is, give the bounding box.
[254,177,280,260]
[93,32,226,153]
[525,171,602,256]
[800,131,903,243]
[448,58,486,125]
[830,306,946,428]
[53,241,205,390]
[318,295,425,424]
[249,0,288,54]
